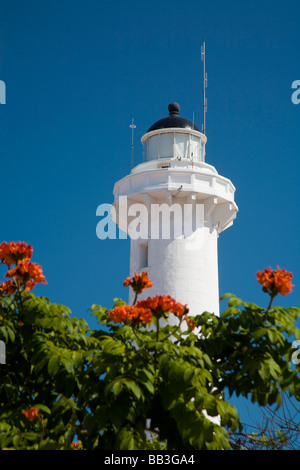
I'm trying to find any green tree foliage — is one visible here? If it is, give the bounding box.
[0,245,300,450]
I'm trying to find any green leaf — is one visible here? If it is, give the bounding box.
[294,328,300,340]
[0,326,8,342]
[119,432,136,450]
[203,395,218,417]
[7,327,15,343]
[253,327,267,341]
[124,380,143,401]
[267,328,282,344]
[183,368,194,384]
[101,336,125,355]
[113,298,127,307]
[112,380,124,397]
[47,355,61,377]
[141,380,154,395]
[71,351,83,367]
[36,404,51,416]
[228,297,243,308]
[220,293,234,300]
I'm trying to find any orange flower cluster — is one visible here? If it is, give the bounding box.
[0,241,47,294]
[110,273,195,329]
[136,295,188,319]
[123,272,153,294]
[0,241,33,266]
[256,266,294,297]
[108,304,152,325]
[22,407,39,421]
[6,261,47,291]
[71,441,83,450]
[0,280,16,295]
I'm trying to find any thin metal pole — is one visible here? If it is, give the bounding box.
[201,42,207,135]
[129,118,136,169]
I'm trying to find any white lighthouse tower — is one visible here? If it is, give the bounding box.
[113,102,238,319]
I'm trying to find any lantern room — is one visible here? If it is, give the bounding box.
[141,102,207,163]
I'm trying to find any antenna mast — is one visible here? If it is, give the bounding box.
[201,42,207,135]
[129,118,136,169]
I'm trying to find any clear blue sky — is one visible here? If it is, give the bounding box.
[1,0,300,427]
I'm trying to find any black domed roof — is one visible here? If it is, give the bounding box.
[147,102,201,133]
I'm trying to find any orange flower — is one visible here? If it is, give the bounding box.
[6,260,47,290]
[108,304,152,325]
[135,306,154,324]
[123,277,131,287]
[171,301,188,317]
[186,316,196,330]
[0,241,33,266]
[136,295,188,318]
[71,441,83,450]
[0,242,10,264]
[256,266,294,297]
[22,407,39,420]
[108,305,129,323]
[0,280,17,295]
[123,272,153,294]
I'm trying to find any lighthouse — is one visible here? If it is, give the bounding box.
[113,102,238,320]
